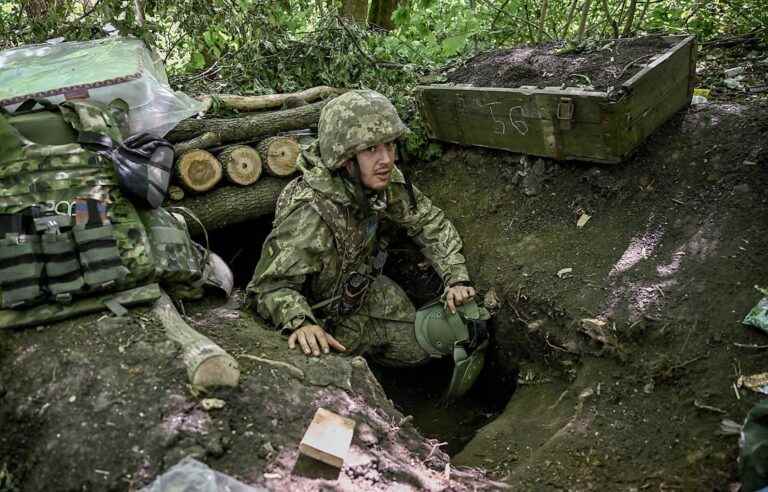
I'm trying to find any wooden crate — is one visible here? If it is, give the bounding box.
[416,36,696,164]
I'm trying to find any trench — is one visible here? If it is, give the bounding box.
[208,219,517,456]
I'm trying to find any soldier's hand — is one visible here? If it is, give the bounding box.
[445,284,476,314]
[288,324,347,357]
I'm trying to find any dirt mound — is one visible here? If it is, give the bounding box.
[408,98,768,489]
[0,296,501,490]
[446,36,673,91]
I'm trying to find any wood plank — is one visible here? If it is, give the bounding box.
[299,408,356,468]
[624,36,694,88]
[621,74,691,154]
[614,37,695,155]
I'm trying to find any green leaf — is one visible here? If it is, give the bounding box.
[190,51,205,69]
[441,34,467,56]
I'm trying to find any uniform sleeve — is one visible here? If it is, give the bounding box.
[385,182,470,287]
[245,203,334,333]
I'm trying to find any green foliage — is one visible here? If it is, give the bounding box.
[0,0,765,159]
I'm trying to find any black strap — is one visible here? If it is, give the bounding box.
[76,237,116,252]
[85,198,102,228]
[397,143,418,211]
[78,131,114,150]
[0,214,23,236]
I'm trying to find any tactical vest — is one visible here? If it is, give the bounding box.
[274,177,380,317]
[0,99,202,323]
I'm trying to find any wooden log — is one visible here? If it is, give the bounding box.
[153,290,240,388]
[177,178,290,237]
[197,86,343,114]
[173,131,221,154]
[166,100,328,144]
[257,136,300,177]
[175,149,223,193]
[218,145,263,186]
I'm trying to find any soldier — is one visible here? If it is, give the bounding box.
[247,90,488,398]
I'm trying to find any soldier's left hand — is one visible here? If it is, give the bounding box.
[445,284,476,314]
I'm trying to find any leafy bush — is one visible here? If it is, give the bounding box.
[1,0,765,159]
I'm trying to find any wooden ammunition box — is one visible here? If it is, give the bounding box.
[416,36,696,164]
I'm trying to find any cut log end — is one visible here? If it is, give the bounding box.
[168,185,185,201]
[258,136,300,177]
[176,149,223,193]
[191,354,241,387]
[219,145,263,186]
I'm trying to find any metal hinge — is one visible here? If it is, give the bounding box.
[557,97,575,130]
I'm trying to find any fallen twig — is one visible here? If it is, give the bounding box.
[734,342,768,349]
[693,400,726,414]
[617,53,656,79]
[239,354,305,380]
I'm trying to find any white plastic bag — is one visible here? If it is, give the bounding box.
[0,37,202,137]
[141,457,266,492]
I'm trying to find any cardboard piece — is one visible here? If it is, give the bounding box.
[299,408,356,468]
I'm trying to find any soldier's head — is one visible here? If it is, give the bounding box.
[318,90,408,191]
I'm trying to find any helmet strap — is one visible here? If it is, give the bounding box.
[346,159,370,217]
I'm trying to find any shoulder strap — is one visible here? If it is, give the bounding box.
[14,99,57,114]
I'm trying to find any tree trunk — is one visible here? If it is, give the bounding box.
[522,0,536,41]
[342,0,369,24]
[367,0,399,30]
[561,0,580,38]
[576,0,593,41]
[537,0,549,42]
[635,0,650,33]
[257,136,301,177]
[175,149,223,193]
[600,0,619,38]
[621,0,638,37]
[153,290,240,388]
[166,101,327,144]
[177,178,291,236]
[219,145,263,186]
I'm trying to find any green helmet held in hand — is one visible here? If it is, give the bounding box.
[318,90,409,170]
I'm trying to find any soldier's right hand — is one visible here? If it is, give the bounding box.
[288,324,347,357]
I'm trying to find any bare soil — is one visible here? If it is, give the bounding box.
[446,36,673,91]
[407,95,768,489]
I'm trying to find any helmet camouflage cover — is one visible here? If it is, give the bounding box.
[318,89,408,170]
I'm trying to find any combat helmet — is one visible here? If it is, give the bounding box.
[318,90,408,170]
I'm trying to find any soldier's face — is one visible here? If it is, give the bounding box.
[352,142,396,191]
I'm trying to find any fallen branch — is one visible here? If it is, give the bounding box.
[153,290,240,388]
[197,86,345,114]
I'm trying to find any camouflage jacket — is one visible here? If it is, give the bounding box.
[246,144,469,333]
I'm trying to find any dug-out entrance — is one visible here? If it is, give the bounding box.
[208,219,517,455]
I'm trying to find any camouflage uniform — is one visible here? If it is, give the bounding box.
[247,90,470,366]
